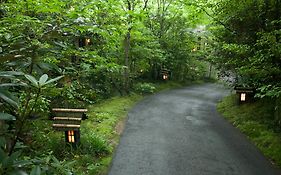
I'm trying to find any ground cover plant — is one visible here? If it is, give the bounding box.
[218,95,281,167]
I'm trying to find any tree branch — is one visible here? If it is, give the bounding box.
[203,7,235,33]
[186,2,236,34]
[127,0,131,10]
[143,0,149,10]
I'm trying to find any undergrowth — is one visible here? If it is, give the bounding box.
[28,81,185,174]
[217,95,281,167]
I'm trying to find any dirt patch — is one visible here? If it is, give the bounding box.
[115,117,126,135]
[109,117,127,146]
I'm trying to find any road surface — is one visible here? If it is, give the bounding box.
[108,83,280,175]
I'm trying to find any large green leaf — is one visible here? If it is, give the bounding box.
[0,83,27,88]
[51,156,60,164]
[0,137,5,148]
[0,71,24,76]
[2,150,21,167]
[38,74,48,86]
[0,89,19,108]
[37,62,59,71]
[0,148,7,163]
[0,112,16,121]
[45,75,64,85]
[13,160,33,168]
[10,170,28,175]
[24,75,39,88]
[30,165,41,175]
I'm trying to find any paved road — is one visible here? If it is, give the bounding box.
[108,84,280,175]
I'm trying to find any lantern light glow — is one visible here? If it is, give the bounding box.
[68,130,75,143]
[241,93,246,102]
[85,38,91,45]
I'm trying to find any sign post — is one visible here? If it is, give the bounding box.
[234,87,255,104]
[52,108,87,146]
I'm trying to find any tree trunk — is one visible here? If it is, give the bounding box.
[275,0,280,30]
[124,31,131,94]
[275,97,281,126]
[123,0,133,94]
[208,64,213,79]
[261,0,269,31]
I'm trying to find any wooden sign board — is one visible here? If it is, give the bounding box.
[52,108,87,131]
[234,87,255,104]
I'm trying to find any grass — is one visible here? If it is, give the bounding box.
[80,94,143,174]
[217,95,281,167]
[28,81,187,174]
[28,94,142,174]
[154,81,183,92]
[76,81,188,174]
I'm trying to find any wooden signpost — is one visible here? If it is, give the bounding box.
[234,86,255,104]
[160,69,170,80]
[52,108,87,145]
[78,37,92,47]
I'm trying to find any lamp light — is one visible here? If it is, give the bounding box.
[241,93,246,102]
[67,130,75,143]
[85,38,91,45]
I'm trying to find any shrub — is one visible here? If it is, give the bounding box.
[134,83,156,94]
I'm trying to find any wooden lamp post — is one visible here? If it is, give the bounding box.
[234,86,255,104]
[161,69,169,81]
[66,130,79,144]
[78,37,92,47]
[52,108,87,146]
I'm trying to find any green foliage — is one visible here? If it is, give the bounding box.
[0,112,16,121]
[208,0,281,97]
[0,70,63,174]
[134,82,156,94]
[0,136,73,175]
[81,133,111,156]
[0,138,24,175]
[19,92,50,117]
[50,80,96,108]
[218,95,281,167]
[27,93,144,174]
[0,0,211,174]
[28,74,64,88]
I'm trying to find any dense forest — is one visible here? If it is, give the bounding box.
[0,0,280,174]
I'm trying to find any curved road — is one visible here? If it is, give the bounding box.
[108,84,280,175]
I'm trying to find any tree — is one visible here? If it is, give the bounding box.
[0,0,215,173]
[207,0,281,124]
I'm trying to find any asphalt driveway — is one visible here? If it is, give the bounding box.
[108,83,280,175]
